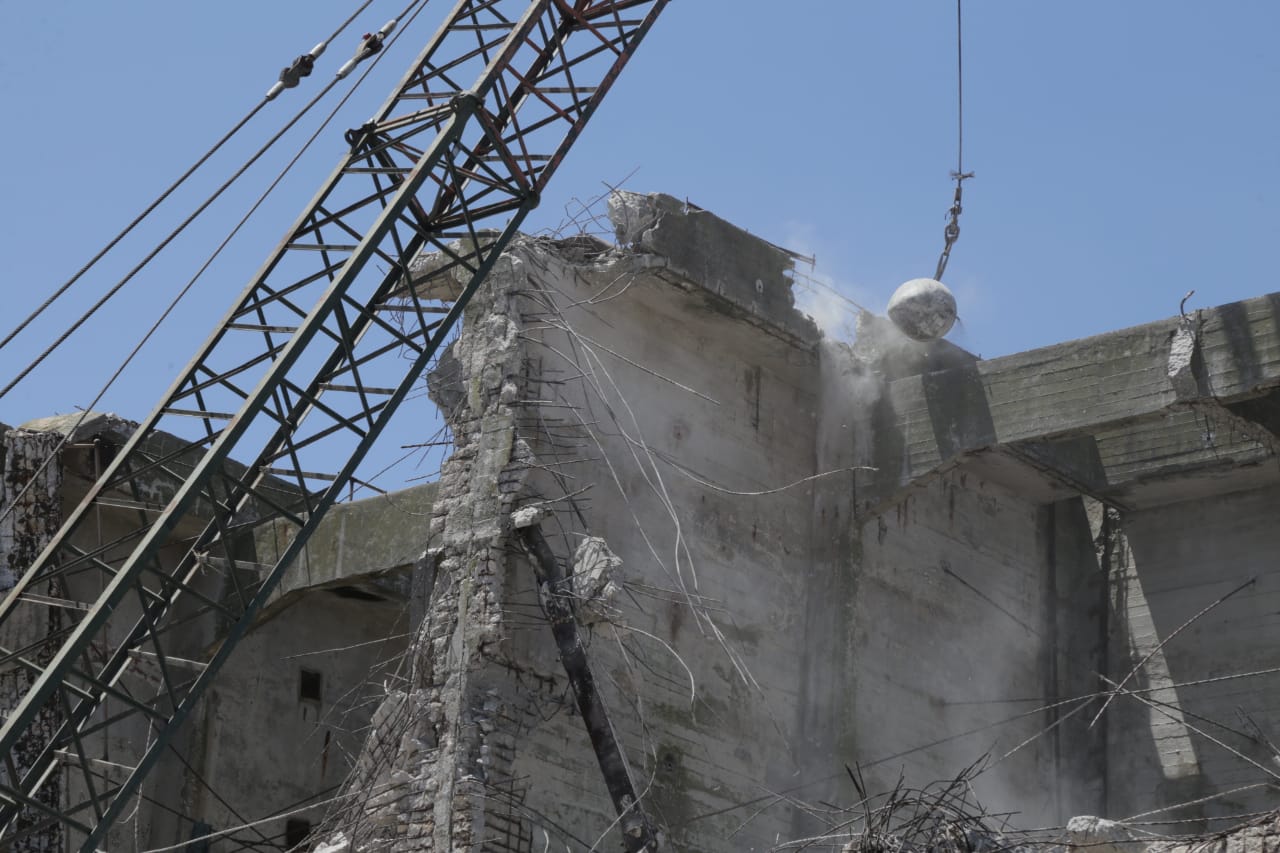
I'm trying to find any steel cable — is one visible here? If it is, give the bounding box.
[0,99,267,357]
[933,0,972,282]
[0,0,430,526]
[0,78,344,399]
[0,0,377,360]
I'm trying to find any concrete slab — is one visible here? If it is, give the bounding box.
[608,191,821,345]
[886,291,1280,501]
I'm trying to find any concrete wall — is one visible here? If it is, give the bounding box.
[332,193,1098,852]
[851,472,1053,820]
[1107,484,1280,830]
[504,229,825,849]
[0,428,66,853]
[182,590,411,851]
[0,419,423,851]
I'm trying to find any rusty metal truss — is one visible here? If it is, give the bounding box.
[0,0,668,847]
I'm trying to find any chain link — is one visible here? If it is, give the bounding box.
[934,171,973,281]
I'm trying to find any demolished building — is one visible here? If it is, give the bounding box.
[3,191,1279,851]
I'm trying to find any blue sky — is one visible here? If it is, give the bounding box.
[2,1,1278,485]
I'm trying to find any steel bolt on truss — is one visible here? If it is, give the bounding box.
[0,0,668,848]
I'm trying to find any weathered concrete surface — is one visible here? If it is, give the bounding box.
[254,481,437,611]
[319,196,836,849]
[508,235,826,848]
[885,293,1280,502]
[322,194,1135,850]
[325,247,533,851]
[849,473,1109,826]
[0,429,65,853]
[180,589,411,849]
[0,415,423,851]
[1104,484,1280,831]
[608,190,821,345]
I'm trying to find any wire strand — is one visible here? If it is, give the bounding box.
[0,0,377,360]
[956,0,965,176]
[0,77,344,400]
[933,0,970,282]
[325,0,379,45]
[0,99,267,357]
[0,0,428,527]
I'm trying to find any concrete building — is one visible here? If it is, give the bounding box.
[3,191,1279,851]
[0,414,430,850]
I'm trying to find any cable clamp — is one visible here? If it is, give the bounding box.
[336,19,398,79]
[279,54,316,88]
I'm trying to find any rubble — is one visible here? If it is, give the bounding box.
[1066,815,1141,853]
[571,536,623,625]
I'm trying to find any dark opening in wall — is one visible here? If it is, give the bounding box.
[328,584,384,602]
[284,817,311,850]
[299,669,322,703]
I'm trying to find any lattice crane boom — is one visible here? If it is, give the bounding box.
[0,1,668,847]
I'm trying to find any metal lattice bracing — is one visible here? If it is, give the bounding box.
[0,0,668,847]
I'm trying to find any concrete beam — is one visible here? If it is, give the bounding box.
[608,191,821,346]
[886,292,1280,499]
[253,481,436,618]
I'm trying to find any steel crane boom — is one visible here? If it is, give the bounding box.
[0,0,668,847]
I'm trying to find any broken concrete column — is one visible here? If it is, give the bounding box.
[321,246,534,851]
[0,429,65,853]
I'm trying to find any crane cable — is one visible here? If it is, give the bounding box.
[933,0,974,283]
[0,12,405,401]
[0,0,433,529]
[0,0,378,360]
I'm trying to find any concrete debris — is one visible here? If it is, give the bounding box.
[842,827,1029,853]
[571,536,623,625]
[311,833,351,853]
[1066,815,1139,853]
[509,504,548,529]
[1150,813,1280,853]
[606,190,663,248]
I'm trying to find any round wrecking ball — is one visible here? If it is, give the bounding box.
[886,278,958,341]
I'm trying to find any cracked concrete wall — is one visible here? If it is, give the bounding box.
[321,194,1120,852]
[325,201,831,850]
[505,231,828,850]
[320,192,1112,852]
